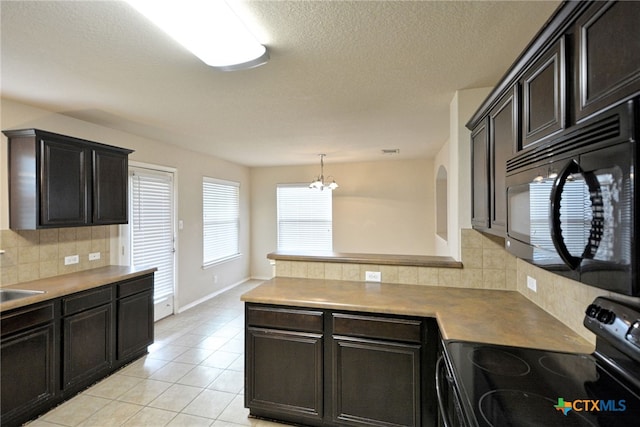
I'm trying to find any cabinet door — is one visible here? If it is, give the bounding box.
[63,304,113,390]
[332,336,421,427]
[521,37,565,148]
[93,148,129,224]
[40,137,90,227]
[0,323,57,425]
[575,1,640,121]
[471,120,489,229]
[246,327,323,424]
[488,88,517,236]
[117,289,153,363]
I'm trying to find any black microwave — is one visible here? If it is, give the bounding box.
[505,101,638,296]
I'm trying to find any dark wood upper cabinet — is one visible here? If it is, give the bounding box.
[4,129,133,229]
[488,87,518,236]
[575,1,640,121]
[521,37,566,149]
[40,138,91,227]
[93,147,129,224]
[471,120,489,230]
[468,0,640,239]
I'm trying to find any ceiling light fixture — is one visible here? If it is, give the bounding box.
[309,154,338,191]
[125,0,269,71]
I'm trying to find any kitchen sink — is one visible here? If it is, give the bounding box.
[0,289,45,303]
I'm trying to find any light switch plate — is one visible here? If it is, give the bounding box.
[527,275,537,292]
[89,252,101,261]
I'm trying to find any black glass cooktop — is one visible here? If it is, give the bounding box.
[444,341,640,427]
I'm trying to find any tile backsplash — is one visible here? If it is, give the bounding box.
[273,228,640,345]
[274,228,518,290]
[0,227,112,286]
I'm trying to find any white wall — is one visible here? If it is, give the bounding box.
[250,158,435,279]
[446,88,492,260]
[1,98,251,310]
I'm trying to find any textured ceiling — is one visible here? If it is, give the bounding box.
[0,0,561,167]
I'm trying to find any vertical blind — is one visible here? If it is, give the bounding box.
[277,184,332,251]
[131,169,174,303]
[203,177,240,265]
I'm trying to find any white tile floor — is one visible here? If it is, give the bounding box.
[28,280,283,427]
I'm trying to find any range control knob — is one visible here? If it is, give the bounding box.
[586,304,600,318]
[627,320,640,348]
[597,309,615,324]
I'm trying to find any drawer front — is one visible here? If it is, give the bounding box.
[332,313,422,343]
[1,303,56,337]
[247,305,324,333]
[63,287,113,316]
[117,275,153,299]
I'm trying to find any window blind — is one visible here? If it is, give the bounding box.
[277,184,332,251]
[131,169,174,303]
[203,177,240,265]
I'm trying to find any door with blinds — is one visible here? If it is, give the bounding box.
[130,167,175,321]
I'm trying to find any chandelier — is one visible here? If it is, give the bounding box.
[309,154,338,191]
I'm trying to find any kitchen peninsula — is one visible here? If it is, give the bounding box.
[242,252,593,427]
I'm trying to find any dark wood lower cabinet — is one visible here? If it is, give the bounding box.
[116,275,154,366]
[0,273,154,427]
[61,286,114,392]
[0,303,58,427]
[245,304,437,427]
[332,337,421,427]
[62,304,114,391]
[246,328,324,424]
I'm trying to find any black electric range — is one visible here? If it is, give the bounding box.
[437,297,640,427]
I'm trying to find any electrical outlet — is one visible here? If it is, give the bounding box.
[64,255,79,265]
[365,271,381,282]
[527,275,537,292]
[89,252,101,261]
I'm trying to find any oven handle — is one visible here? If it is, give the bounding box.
[435,355,453,427]
[550,159,602,269]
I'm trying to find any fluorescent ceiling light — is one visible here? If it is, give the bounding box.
[125,0,268,71]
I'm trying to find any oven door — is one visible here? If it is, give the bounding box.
[505,156,579,280]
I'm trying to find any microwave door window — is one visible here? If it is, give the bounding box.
[508,178,568,267]
[529,179,564,264]
[508,187,530,241]
[556,175,591,260]
[585,166,631,264]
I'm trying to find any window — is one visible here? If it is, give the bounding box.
[203,177,240,266]
[277,184,332,251]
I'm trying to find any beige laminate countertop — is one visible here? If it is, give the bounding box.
[241,277,594,354]
[267,251,463,268]
[0,265,157,312]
